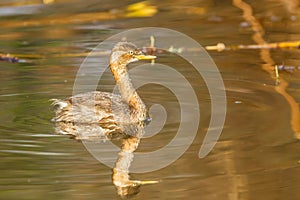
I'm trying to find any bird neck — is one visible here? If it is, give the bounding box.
[110,61,147,120]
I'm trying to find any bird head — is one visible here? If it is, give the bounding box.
[110,42,156,65]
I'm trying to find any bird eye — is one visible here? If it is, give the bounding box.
[129,50,134,55]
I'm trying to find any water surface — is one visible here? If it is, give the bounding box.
[1,0,300,199]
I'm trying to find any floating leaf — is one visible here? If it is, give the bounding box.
[125,1,157,18]
[43,0,55,4]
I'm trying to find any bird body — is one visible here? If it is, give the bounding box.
[51,42,156,139]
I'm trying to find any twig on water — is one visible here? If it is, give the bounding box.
[0,53,27,63]
[205,41,300,51]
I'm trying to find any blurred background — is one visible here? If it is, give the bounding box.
[0,0,300,199]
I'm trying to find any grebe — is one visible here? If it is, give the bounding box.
[51,42,156,139]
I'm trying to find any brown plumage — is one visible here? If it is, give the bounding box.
[51,42,156,139]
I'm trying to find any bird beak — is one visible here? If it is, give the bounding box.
[135,54,156,60]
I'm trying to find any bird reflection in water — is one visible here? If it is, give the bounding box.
[51,42,158,197]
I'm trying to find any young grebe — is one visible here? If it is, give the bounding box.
[51,42,156,139]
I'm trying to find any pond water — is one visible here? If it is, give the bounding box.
[1,0,300,199]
